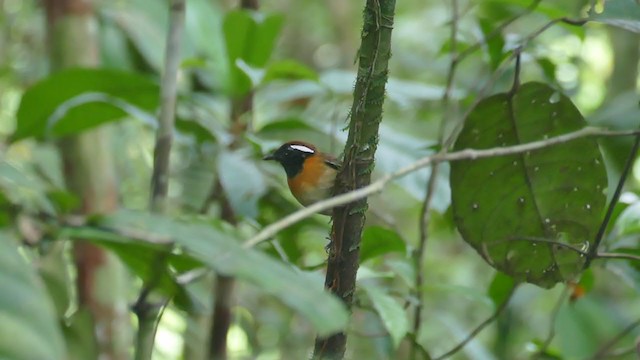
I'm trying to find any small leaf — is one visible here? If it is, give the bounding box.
[217,150,267,218]
[536,57,557,83]
[0,232,66,360]
[478,18,507,71]
[222,11,284,96]
[451,82,607,288]
[62,309,98,360]
[613,202,640,236]
[12,68,159,141]
[175,118,217,144]
[360,226,406,263]
[362,283,409,349]
[488,272,516,307]
[589,0,640,33]
[262,60,319,84]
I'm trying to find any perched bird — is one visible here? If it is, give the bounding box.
[263,141,340,215]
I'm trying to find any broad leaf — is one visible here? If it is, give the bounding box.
[262,60,319,84]
[0,232,66,360]
[217,150,268,218]
[13,68,159,141]
[451,82,607,288]
[60,226,202,312]
[360,226,406,263]
[223,11,284,96]
[362,283,409,349]
[589,0,640,33]
[100,210,348,335]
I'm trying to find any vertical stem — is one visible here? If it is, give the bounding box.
[206,2,257,357]
[135,1,185,359]
[312,0,396,358]
[411,1,458,358]
[44,0,131,359]
[150,0,186,212]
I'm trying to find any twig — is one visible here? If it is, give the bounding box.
[538,286,570,353]
[149,0,185,212]
[442,16,587,151]
[244,127,640,248]
[455,0,542,63]
[433,284,516,360]
[411,0,458,358]
[589,318,640,360]
[585,133,640,268]
[596,252,640,262]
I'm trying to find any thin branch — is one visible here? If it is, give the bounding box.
[507,47,523,96]
[135,1,185,359]
[538,286,570,353]
[442,16,587,150]
[455,0,542,63]
[589,318,640,360]
[244,127,640,248]
[585,133,640,268]
[412,0,458,358]
[596,252,640,262]
[149,0,185,212]
[433,285,517,360]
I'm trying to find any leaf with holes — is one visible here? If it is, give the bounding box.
[450,82,607,288]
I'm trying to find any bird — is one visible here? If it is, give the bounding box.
[263,141,340,215]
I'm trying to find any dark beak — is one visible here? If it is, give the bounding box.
[263,153,275,161]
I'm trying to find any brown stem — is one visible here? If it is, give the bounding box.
[312,0,396,358]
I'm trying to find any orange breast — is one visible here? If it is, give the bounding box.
[287,155,336,207]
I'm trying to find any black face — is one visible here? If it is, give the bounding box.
[263,143,316,178]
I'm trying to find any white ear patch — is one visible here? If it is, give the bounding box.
[290,144,315,154]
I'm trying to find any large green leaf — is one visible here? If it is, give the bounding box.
[0,232,66,360]
[589,0,640,33]
[12,68,159,141]
[360,226,406,263]
[222,11,284,96]
[100,210,348,335]
[217,149,267,219]
[60,226,203,312]
[361,283,409,349]
[450,82,607,288]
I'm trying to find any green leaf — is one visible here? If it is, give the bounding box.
[360,226,406,263]
[361,283,409,349]
[613,202,640,236]
[0,232,66,360]
[536,57,557,83]
[589,0,640,33]
[217,150,267,218]
[100,210,349,335]
[488,272,516,307]
[175,118,217,144]
[262,60,319,84]
[478,18,507,71]
[59,226,200,311]
[450,82,607,288]
[12,68,159,141]
[62,309,98,360]
[223,11,284,96]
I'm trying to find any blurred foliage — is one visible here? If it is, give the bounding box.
[1,0,640,359]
